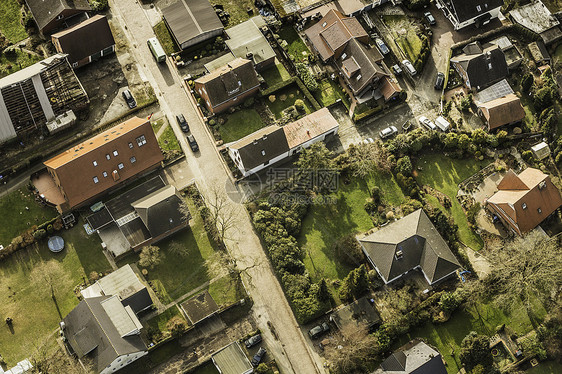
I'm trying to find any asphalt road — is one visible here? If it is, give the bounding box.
[109,1,325,373]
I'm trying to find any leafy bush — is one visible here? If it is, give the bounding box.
[404,0,430,11]
[396,156,413,176]
[521,73,534,93]
[89,0,109,11]
[339,264,369,302]
[439,291,462,314]
[255,363,269,374]
[459,93,473,111]
[295,63,319,92]
[294,99,305,112]
[244,97,255,108]
[335,234,364,267]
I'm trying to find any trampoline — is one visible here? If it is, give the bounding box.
[48,236,65,253]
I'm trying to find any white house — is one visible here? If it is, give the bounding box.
[436,0,503,30]
[227,108,339,177]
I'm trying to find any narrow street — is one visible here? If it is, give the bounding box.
[109,0,325,373]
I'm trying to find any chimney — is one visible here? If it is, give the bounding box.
[306,129,311,137]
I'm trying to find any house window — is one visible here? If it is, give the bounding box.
[56,14,64,20]
[113,150,119,156]
[488,63,492,70]
[118,163,124,170]
[93,161,98,166]
[93,176,99,184]
[261,150,266,156]
[103,171,108,178]
[136,135,147,146]
[322,21,327,27]
[476,5,481,11]
[129,142,134,149]
[130,156,136,163]
[522,203,527,209]
[72,62,78,68]
[106,154,111,160]
[538,208,542,214]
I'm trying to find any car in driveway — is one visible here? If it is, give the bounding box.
[391,64,402,75]
[363,137,374,144]
[122,89,136,109]
[375,38,390,55]
[379,125,398,139]
[424,12,436,25]
[434,72,445,90]
[245,334,262,348]
[176,114,189,133]
[187,134,199,152]
[418,116,437,131]
[402,59,417,76]
[251,347,267,367]
[309,322,330,339]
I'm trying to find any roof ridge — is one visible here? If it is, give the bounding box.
[85,297,120,357]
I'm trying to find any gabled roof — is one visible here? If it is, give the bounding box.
[330,297,380,331]
[26,0,91,32]
[487,168,562,234]
[528,41,550,63]
[162,0,223,46]
[283,107,339,148]
[373,340,447,374]
[337,38,387,95]
[229,126,290,171]
[195,58,260,109]
[224,16,276,66]
[510,0,560,35]
[451,42,508,91]
[477,93,525,130]
[63,296,147,372]
[359,209,460,285]
[446,0,504,23]
[51,15,115,65]
[304,9,367,61]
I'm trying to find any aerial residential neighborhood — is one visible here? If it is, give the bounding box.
[1,0,562,373]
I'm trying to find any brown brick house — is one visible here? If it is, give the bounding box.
[39,117,163,212]
[26,0,91,35]
[477,93,525,130]
[195,58,260,114]
[486,168,562,236]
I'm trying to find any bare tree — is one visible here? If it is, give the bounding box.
[324,324,379,374]
[32,337,94,374]
[30,260,71,302]
[203,183,238,244]
[138,245,163,269]
[349,141,393,178]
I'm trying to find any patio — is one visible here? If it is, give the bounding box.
[31,169,66,206]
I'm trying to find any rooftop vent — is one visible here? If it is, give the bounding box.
[395,250,403,259]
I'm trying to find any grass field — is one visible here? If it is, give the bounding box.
[158,125,181,151]
[314,79,350,108]
[146,306,185,331]
[153,21,179,55]
[208,273,244,307]
[298,172,405,283]
[0,220,110,365]
[261,63,291,86]
[415,154,488,250]
[0,50,42,78]
[266,84,313,119]
[218,109,265,143]
[382,15,423,65]
[0,187,58,247]
[279,26,310,62]
[210,0,257,26]
[527,361,562,374]
[0,0,27,43]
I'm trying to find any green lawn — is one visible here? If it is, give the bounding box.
[415,154,488,250]
[208,273,244,307]
[153,21,179,55]
[218,109,266,143]
[527,361,562,374]
[151,118,165,134]
[0,50,42,78]
[158,125,181,151]
[298,172,405,282]
[0,221,110,365]
[0,0,27,43]
[397,299,547,374]
[382,15,423,65]
[266,84,313,119]
[210,0,257,25]
[117,198,217,303]
[279,26,310,62]
[261,63,291,86]
[0,187,58,247]
[519,92,539,131]
[314,79,350,108]
[146,306,185,331]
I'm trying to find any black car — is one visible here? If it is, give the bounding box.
[245,334,262,348]
[424,12,436,26]
[308,322,330,339]
[434,72,445,90]
[176,114,189,133]
[122,89,137,109]
[187,134,199,152]
[251,347,267,367]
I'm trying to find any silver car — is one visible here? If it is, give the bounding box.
[418,116,437,131]
[379,126,398,139]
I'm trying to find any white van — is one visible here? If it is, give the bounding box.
[402,59,417,76]
[435,116,450,132]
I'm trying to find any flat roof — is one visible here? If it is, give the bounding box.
[0,54,68,89]
[180,290,219,324]
[225,16,276,65]
[105,176,166,220]
[162,0,223,46]
[212,342,253,374]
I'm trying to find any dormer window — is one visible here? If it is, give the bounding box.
[113,150,119,156]
[322,22,327,27]
[261,150,266,156]
[522,203,527,209]
[476,5,482,11]
[395,250,403,260]
[356,74,362,81]
[539,181,546,189]
[341,53,347,60]
[93,161,98,166]
[538,208,542,214]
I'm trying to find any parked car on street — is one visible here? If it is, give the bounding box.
[424,12,436,25]
[375,38,390,55]
[379,125,398,139]
[245,334,262,348]
[187,134,199,152]
[434,72,445,90]
[251,347,267,367]
[391,64,402,75]
[418,116,437,131]
[122,89,137,109]
[309,322,330,339]
[176,114,189,132]
[402,59,417,76]
[363,137,374,144]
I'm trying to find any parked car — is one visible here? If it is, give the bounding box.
[309,322,330,339]
[363,137,374,144]
[245,334,262,348]
[187,134,199,152]
[375,38,390,55]
[176,114,189,132]
[379,125,398,139]
[251,347,267,367]
[391,64,402,75]
[424,12,436,26]
[402,59,417,76]
[418,116,437,131]
[434,72,445,90]
[122,89,136,109]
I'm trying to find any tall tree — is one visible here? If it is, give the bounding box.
[349,141,393,177]
[138,245,162,269]
[324,324,379,374]
[30,260,71,302]
[460,331,493,371]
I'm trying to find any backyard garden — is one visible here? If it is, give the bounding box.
[381,14,430,71]
[278,26,310,63]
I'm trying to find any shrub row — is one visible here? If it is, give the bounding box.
[259,77,296,97]
[295,77,321,110]
[294,63,319,92]
[0,216,63,262]
[353,105,383,123]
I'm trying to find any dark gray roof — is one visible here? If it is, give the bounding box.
[452,42,508,91]
[26,0,91,32]
[337,38,387,95]
[86,206,113,230]
[229,126,290,171]
[96,264,153,313]
[359,209,460,285]
[63,296,147,372]
[381,351,407,371]
[51,15,115,65]
[330,297,380,331]
[180,290,219,324]
[162,0,223,46]
[447,0,503,23]
[374,340,447,374]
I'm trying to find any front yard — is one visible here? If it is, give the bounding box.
[415,154,488,250]
[0,219,111,366]
[217,108,266,143]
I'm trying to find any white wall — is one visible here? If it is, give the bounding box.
[100,351,148,374]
